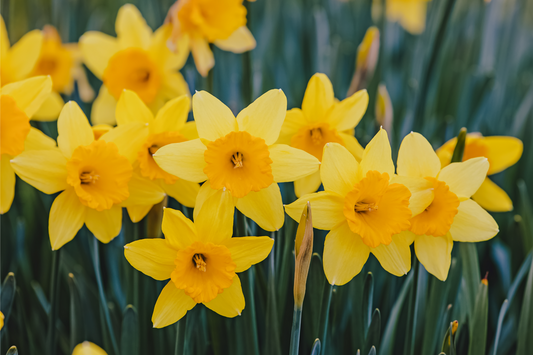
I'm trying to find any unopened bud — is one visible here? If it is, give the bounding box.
[482,272,489,286]
[347,27,380,96]
[375,84,393,132]
[294,202,313,308]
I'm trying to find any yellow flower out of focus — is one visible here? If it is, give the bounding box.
[10,101,146,249]
[0,311,4,330]
[99,90,200,223]
[1,76,53,214]
[286,129,423,284]
[165,0,256,76]
[396,132,499,280]
[382,0,431,34]
[79,4,190,125]
[436,133,523,212]
[153,89,320,232]
[277,73,369,197]
[72,342,108,355]
[124,207,273,327]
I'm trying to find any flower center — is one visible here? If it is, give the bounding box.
[291,122,344,161]
[410,177,460,237]
[31,33,74,92]
[343,170,412,248]
[171,241,236,303]
[66,140,133,211]
[204,131,273,198]
[0,95,31,157]
[139,131,187,184]
[103,48,161,104]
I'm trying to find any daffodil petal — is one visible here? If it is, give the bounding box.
[449,199,499,242]
[285,191,345,230]
[116,4,152,49]
[162,179,199,208]
[49,188,86,250]
[321,142,359,196]
[153,139,207,182]
[323,222,370,285]
[193,180,218,220]
[161,208,198,250]
[152,95,190,134]
[328,89,369,131]
[236,183,284,232]
[116,90,154,125]
[151,24,189,71]
[91,86,118,126]
[236,89,287,145]
[214,26,256,53]
[437,157,489,199]
[371,234,412,276]
[79,31,118,79]
[24,127,56,150]
[1,76,52,117]
[277,108,307,144]
[127,205,153,223]
[31,91,64,122]
[360,128,394,177]
[0,156,15,214]
[86,205,122,244]
[160,72,190,100]
[6,30,43,80]
[192,91,236,141]
[191,38,214,77]
[180,121,199,140]
[340,133,364,162]
[302,73,334,122]
[10,149,68,194]
[294,170,322,198]
[124,238,176,280]
[414,233,453,281]
[57,101,94,158]
[121,173,165,206]
[0,16,9,59]
[72,342,108,355]
[390,175,433,217]
[268,144,319,182]
[222,237,274,272]
[99,122,149,163]
[484,136,523,175]
[152,281,196,328]
[397,132,441,178]
[195,187,236,243]
[472,178,513,212]
[203,275,244,318]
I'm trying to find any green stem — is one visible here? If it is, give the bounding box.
[319,284,334,354]
[47,249,61,355]
[243,0,253,105]
[289,306,303,355]
[92,238,120,355]
[174,316,187,355]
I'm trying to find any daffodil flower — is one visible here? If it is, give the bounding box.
[124,207,274,327]
[165,0,256,77]
[383,0,430,34]
[100,89,200,222]
[154,89,320,231]
[1,76,54,214]
[436,133,523,212]
[396,132,499,280]
[277,73,368,197]
[72,342,107,355]
[286,129,418,284]
[11,101,140,249]
[79,4,189,125]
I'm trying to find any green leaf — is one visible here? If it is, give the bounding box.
[441,321,457,355]
[0,272,16,329]
[5,346,18,355]
[492,299,508,355]
[459,243,480,318]
[121,305,139,355]
[362,272,374,336]
[516,255,533,354]
[67,273,84,353]
[367,346,376,355]
[302,254,326,346]
[468,279,488,355]
[450,127,467,163]
[517,180,533,252]
[363,309,381,355]
[310,339,321,355]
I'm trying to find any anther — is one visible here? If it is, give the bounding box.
[231,152,244,169]
[80,171,99,184]
[193,254,207,272]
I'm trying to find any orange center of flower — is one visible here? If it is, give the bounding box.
[171,241,236,303]
[410,177,460,237]
[31,39,73,92]
[103,48,161,104]
[0,95,31,157]
[462,138,491,164]
[343,170,412,248]
[290,122,344,161]
[138,131,187,184]
[66,140,133,211]
[204,131,273,198]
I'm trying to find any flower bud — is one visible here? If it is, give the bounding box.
[294,202,313,308]
[375,84,393,132]
[347,27,380,96]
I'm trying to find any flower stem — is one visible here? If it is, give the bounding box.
[47,248,61,355]
[318,284,334,354]
[174,315,187,355]
[289,305,303,355]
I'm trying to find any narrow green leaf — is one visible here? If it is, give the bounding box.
[302,253,326,346]
[441,321,457,355]
[0,272,16,329]
[468,278,488,355]
[363,309,381,355]
[67,273,84,353]
[492,299,508,355]
[459,243,480,318]
[121,305,139,355]
[5,346,18,355]
[310,339,321,355]
[362,272,374,336]
[367,346,376,355]
[517,180,533,252]
[318,284,334,355]
[450,127,467,163]
[516,255,533,354]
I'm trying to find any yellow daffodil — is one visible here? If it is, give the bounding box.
[347,27,380,95]
[92,124,113,140]
[10,101,140,249]
[165,0,256,76]
[124,207,273,327]
[1,76,53,214]
[79,4,189,125]
[277,73,368,197]
[436,133,523,212]
[383,0,430,34]
[72,342,107,355]
[286,129,420,284]
[154,89,320,231]
[396,132,499,280]
[100,90,200,222]
[0,311,4,330]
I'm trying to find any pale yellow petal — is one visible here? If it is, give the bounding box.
[79,31,118,79]
[162,179,199,208]
[180,121,199,140]
[277,108,307,144]
[24,127,56,150]
[161,208,198,250]
[127,205,152,223]
[360,128,394,177]
[99,123,149,163]
[159,72,190,100]
[124,238,176,280]
[11,149,68,194]
[203,275,244,317]
[192,91,237,141]
[150,24,189,71]
[57,101,94,158]
[49,188,86,250]
[328,89,368,131]
[437,157,489,199]
[390,175,433,217]
[294,170,322,198]
[340,133,364,162]
[191,37,214,77]
[1,76,52,117]
[91,86,118,126]
[371,234,411,276]
[195,187,236,243]
[116,90,154,125]
[116,4,152,49]
[484,136,523,175]
[152,95,190,134]
[0,156,15,214]
[214,26,256,53]
[302,73,334,122]
[86,205,122,244]
[0,16,9,59]
[414,233,453,281]
[449,199,499,242]
[222,237,274,272]
[72,342,108,355]
[5,30,43,80]
[321,142,359,196]
[397,132,441,178]
[472,178,513,212]
[236,183,284,231]
[284,191,345,230]
[268,144,319,182]
[399,2,427,35]
[31,91,64,122]
[153,139,207,182]
[192,179,219,220]
[121,172,165,206]
[152,281,196,328]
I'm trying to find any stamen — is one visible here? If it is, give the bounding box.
[193,254,207,272]
[148,144,159,155]
[310,128,323,145]
[354,201,378,212]
[80,170,99,184]
[231,152,244,169]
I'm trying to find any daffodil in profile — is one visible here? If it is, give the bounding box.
[124,207,274,327]
[72,342,107,355]
[11,101,136,249]
[286,129,418,284]
[436,133,522,212]
[100,90,200,222]
[165,0,256,76]
[396,132,499,280]
[277,73,368,197]
[79,4,189,125]
[1,76,53,214]
[154,89,320,231]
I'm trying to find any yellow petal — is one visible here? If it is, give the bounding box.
[72,342,108,355]
[180,121,199,140]
[192,91,236,141]
[214,26,256,53]
[268,144,319,182]
[321,142,359,196]
[285,191,345,230]
[192,180,219,220]
[390,175,433,217]
[236,183,284,232]
[1,76,52,118]
[100,122,149,163]
[91,86,118,126]
[79,31,118,79]
[5,30,43,80]
[153,139,207,182]
[397,132,441,178]
[203,275,244,317]
[0,16,9,59]
[86,205,122,244]
[124,238,176,280]
[222,237,274,272]
[31,91,64,122]
[371,234,411,276]
[328,89,369,131]
[57,101,94,158]
[0,156,15,214]
[150,24,189,71]
[340,133,364,162]
[302,73,334,123]
[24,127,56,151]
[236,89,287,145]
[399,1,427,35]
[10,149,68,194]
[195,186,236,243]
[191,38,214,77]
[152,281,196,328]
[437,157,489,199]
[116,4,152,49]
[127,205,152,223]
[162,179,199,208]
[294,170,322,198]
[121,172,165,206]
[360,128,394,177]
[323,222,370,285]
[116,90,154,125]
[49,188,86,250]
[414,233,453,281]
[277,108,307,144]
[472,178,513,212]
[152,95,190,134]
[449,199,499,242]
[159,72,190,100]
[161,208,198,250]
[484,136,523,175]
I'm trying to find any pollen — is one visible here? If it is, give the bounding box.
[193,254,207,272]
[231,152,244,169]
[291,122,344,161]
[80,170,100,184]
